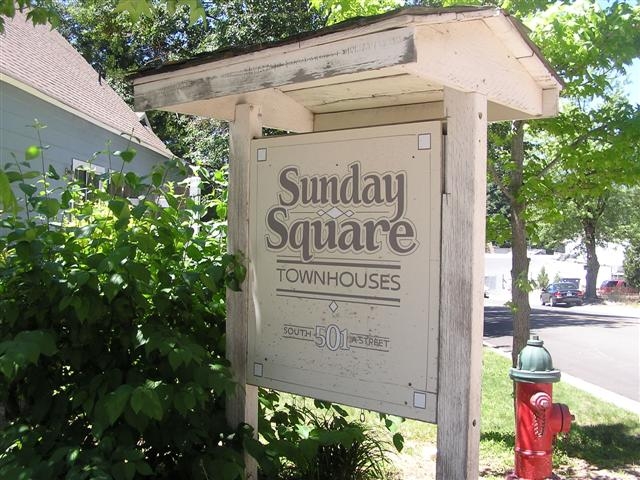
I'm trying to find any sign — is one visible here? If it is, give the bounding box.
[248,122,441,422]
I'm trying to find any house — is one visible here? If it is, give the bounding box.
[0,12,173,194]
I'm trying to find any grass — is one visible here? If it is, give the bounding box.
[391,348,640,479]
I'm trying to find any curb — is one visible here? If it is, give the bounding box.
[483,342,640,416]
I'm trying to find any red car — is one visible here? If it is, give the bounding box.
[598,279,638,296]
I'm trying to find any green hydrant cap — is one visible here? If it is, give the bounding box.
[509,335,561,383]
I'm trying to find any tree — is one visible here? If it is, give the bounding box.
[487,0,640,362]
[524,0,640,300]
[0,0,59,32]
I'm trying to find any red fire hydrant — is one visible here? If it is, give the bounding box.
[507,335,573,480]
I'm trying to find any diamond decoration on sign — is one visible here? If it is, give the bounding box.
[345,210,354,217]
[326,207,345,219]
[317,209,326,216]
[329,301,338,312]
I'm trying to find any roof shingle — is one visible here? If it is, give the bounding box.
[0,12,172,157]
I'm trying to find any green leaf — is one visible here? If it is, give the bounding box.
[104,273,126,302]
[115,0,152,20]
[18,182,37,197]
[130,386,163,420]
[331,404,349,417]
[25,145,41,160]
[393,432,404,452]
[111,460,136,480]
[109,199,130,220]
[168,349,184,371]
[0,170,18,214]
[115,148,137,163]
[127,262,150,283]
[37,198,60,217]
[174,390,196,417]
[47,164,60,180]
[151,169,163,187]
[104,384,133,425]
[0,330,57,380]
[135,461,153,476]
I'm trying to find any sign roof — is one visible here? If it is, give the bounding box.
[132,6,562,131]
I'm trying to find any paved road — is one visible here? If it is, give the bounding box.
[483,302,640,402]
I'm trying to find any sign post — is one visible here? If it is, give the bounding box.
[227,103,262,479]
[436,88,487,479]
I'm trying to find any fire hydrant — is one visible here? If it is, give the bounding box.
[507,335,573,480]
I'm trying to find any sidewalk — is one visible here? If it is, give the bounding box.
[485,342,640,415]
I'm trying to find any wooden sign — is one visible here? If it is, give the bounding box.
[247,122,441,422]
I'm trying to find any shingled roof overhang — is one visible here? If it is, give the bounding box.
[132,6,562,132]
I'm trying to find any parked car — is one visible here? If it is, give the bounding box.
[559,277,580,288]
[540,282,584,307]
[598,279,638,296]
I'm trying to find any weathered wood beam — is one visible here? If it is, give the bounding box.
[163,88,314,132]
[314,102,444,131]
[227,104,261,479]
[134,27,416,112]
[436,88,486,480]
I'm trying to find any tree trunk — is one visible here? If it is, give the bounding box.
[509,121,531,366]
[583,218,600,300]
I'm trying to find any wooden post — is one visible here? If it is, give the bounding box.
[436,88,487,479]
[227,103,262,479]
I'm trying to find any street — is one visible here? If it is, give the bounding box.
[483,299,640,402]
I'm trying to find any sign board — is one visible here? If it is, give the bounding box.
[247,122,441,422]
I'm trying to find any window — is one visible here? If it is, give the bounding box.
[72,159,105,199]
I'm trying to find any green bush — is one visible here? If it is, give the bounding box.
[623,242,640,290]
[0,128,400,480]
[0,135,247,479]
[253,390,399,480]
[535,266,549,289]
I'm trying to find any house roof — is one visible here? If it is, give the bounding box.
[0,12,173,158]
[132,6,562,132]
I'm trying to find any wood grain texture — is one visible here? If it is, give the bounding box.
[227,104,262,479]
[134,27,416,111]
[436,88,486,480]
[161,88,314,132]
[313,102,445,131]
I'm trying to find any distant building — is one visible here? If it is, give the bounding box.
[0,12,173,195]
[485,242,626,296]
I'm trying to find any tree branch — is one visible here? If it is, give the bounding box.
[488,159,515,203]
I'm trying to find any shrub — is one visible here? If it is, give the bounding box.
[623,242,640,290]
[253,390,400,480]
[0,130,401,480]
[536,266,549,289]
[0,137,247,479]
